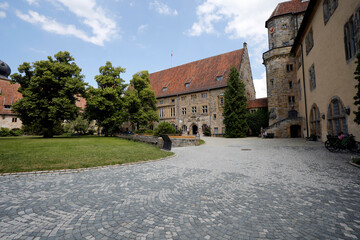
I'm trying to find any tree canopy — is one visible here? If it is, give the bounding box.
[223,67,248,138]
[354,53,360,125]
[11,51,86,138]
[125,71,159,129]
[85,61,127,136]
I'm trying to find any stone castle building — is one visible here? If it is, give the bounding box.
[292,0,360,140]
[263,0,309,138]
[149,43,256,135]
[0,60,22,129]
[264,0,360,140]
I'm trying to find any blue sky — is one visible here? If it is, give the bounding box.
[1,0,285,98]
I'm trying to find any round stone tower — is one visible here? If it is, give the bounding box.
[262,0,309,137]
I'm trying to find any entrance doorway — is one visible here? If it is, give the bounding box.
[192,125,198,135]
[290,125,301,138]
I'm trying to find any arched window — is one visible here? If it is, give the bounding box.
[327,97,348,136]
[310,104,321,137]
[182,125,187,133]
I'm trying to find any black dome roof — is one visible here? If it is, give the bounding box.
[0,60,11,79]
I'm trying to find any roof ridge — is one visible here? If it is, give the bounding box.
[151,48,244,75]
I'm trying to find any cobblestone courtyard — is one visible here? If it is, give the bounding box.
[1,137,360,239]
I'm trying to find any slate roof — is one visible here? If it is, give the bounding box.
[247,98,268,109]
[149,49,244,98]
[266,0,309,27]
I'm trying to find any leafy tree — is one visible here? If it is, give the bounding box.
[223,67,248,138]
[153,122,176,136]
[11,51,86,138]
[125,71,159,130]
[354,53,360,125]
[85,62,127,136]
[246,108,269,136]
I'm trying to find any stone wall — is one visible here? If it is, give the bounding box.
[115,134,200,148]
[0,115,22,129]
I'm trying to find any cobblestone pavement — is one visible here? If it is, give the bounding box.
[1,137,360,240]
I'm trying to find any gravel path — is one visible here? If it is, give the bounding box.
[1,137,360,239]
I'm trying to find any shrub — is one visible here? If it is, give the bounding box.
[135,129,153,134]
[64,115,89,135]
[153,122,176,136]
[10,128,23,136]
[203,126,211,136]
[0,128,10,137]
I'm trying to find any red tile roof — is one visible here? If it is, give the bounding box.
[149,49,244,98]
[0,78,22,115]
[0,78,86,115]
[247,98,268,109]
[267,0,309,26]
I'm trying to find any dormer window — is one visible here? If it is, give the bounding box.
[4,105,11,109]
[162,87,167,92]
[184,78,192,88]
[216,76,223,81]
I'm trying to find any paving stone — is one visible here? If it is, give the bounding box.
[1,138,360,239]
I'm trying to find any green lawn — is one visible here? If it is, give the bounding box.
[0,136,174,173]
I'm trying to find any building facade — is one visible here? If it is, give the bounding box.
[0,60,22,129]
[263,0,309,138]
[292,0,360,140]
[149,43,256,135]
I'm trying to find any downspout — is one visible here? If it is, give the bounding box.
[300,43,309,138]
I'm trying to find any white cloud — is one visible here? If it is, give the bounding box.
[0,2,8,9]
[253,72,267,99]
[187,0,283,43]
[25,0,39,5]
[16,0,118,46]
[0,2,8,18]
[137,24,148,34]
[150,0,178,16]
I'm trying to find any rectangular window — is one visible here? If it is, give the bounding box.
[4,105,11,109]
[12,118,17,122]
[286,64,293,72]
[213,114,216,120]
[159,108,164,118]
[298,80,302,100]
[192,106,197,113]
[159,100,164,104]
[220,97,224,106]
[297,51,302,69]
[214,127,218,134]
[191,94,197,100]
[288,96,295,104]
[202,105,208,114]
[171,107,175,117]
[181,96,186,101]
[309,64,316,91]
[171,99,175,103]
[305,29,314,55]
[344,16,358,60]
[202,93,207,98]
[323,0,338,24]
[182,108,186,115]
[289,81,293,89]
